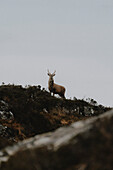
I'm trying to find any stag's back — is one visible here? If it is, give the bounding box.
[53,83,66,97]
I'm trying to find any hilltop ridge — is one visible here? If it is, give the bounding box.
[0,84,111,149]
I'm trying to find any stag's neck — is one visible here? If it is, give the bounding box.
[48,78,54,90]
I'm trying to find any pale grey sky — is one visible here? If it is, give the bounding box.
[0,0,113,106]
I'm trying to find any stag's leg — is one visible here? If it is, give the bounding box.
[62,95,65,99]
[60,93,65,99]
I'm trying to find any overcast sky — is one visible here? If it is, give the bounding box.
[0,0,113,106]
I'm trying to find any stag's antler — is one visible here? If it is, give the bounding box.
[52,70,56,76]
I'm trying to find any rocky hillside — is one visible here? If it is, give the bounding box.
[0,84,111,150]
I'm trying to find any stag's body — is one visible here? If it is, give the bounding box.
[48,70,66,98]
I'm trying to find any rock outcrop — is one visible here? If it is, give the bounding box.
[0,109,113,170]
[0,100,16,145]
[0,100,14,122]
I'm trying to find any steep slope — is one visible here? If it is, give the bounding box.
[0,85,111,149]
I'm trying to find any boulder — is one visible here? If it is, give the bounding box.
[0,109,113,170]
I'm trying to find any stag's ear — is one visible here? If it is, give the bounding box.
[47,69,51,76]
[52,73,56,76]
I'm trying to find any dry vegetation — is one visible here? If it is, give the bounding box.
[0,84,111,149]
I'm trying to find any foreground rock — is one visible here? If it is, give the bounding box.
[0,109,113,170]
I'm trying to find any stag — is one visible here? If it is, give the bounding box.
[47,70,66,98]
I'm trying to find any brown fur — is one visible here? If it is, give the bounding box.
[51,83,65,98]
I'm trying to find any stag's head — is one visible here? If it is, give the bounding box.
[47,70,56,81]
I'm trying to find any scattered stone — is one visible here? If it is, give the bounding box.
[0,100,14,123]
[0,124,7,136]
[84,106,94,116]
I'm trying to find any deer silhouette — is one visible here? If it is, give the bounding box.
[47,70,66,98]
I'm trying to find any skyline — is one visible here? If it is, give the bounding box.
[0,0,113,106]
